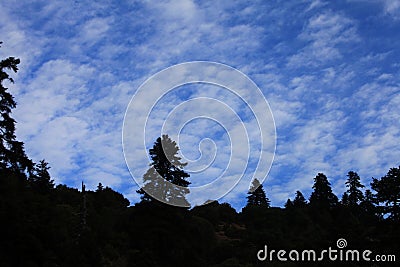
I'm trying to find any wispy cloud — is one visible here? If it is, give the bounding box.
[1,0,399,209]
[288,11,359,68]
[382,0,400,19]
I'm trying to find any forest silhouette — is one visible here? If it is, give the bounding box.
[0,45,399,266]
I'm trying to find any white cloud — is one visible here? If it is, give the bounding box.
[306,0,328,12]
[288,12,359,67]
[28,116,89,181]
[1,0,399,209]
[383,0,400,19]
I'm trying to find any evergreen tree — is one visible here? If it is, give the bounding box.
[360,189,377,217]
[293,190,307,207]
[371,166,400,221]
[137,135,190,207]
[284,199,293,209]
[246,178,270,207]
[29,159,54,193]
[96,182,104,192]
[309,173,338,208]
[345,171,364,207]
[0,44,33,176]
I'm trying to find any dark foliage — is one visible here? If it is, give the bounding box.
[345,171,365,207]
[371,166,400,221]
[293,190,307,207]
[0,44,33,176]
[137,135,190,207]
[245,178,270,208]
[309,173,339,209]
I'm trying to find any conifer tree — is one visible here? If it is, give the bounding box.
[371,166,400,221]
[96,182,104,192]
[29,159,54,193]
[137,135,190,207]
[0,43,33,176]
[285,199,293,209]
[309,173,338,208]
[360,189,377,217]
[293,190,307,207]
[345,171,364,207]
[246,178,270,207]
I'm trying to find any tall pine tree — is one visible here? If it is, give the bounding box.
[309,173,338,208]
[345,171,364,207]
[28,159,54,194]
[0,43,33,177]
[246,178,270,207]
[137,135,190,207]
[371,166,400,221]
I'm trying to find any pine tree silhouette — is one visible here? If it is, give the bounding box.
[137,135,191,207]
[309,173,338,208]
[246,178,270,207]
[28,159,54,193]
[293,190,307,207]
[345,171,364,207]
[371,166,400,221]
[0,44,33,176]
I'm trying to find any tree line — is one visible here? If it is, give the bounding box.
[0,45,398,266]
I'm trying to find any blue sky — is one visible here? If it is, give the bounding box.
[1,0,399,209]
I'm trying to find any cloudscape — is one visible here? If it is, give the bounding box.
[1,0,399,209]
